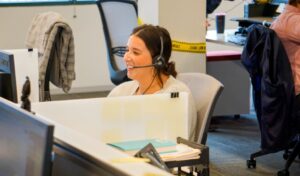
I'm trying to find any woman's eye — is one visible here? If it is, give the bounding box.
[133,51,139,55]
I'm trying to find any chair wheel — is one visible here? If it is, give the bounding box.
[247,159,256,168]
[283,152,289,160]
[277,169,289,176]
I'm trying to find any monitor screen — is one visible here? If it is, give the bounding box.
[0,50,17,103]
[0,97,54,176]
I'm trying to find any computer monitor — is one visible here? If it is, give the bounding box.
[0,50,17,103]
[0,97,54,176]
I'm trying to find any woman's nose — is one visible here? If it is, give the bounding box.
[124,51,130,61]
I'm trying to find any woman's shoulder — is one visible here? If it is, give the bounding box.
[107,80,138,97]
[163,76,191,93]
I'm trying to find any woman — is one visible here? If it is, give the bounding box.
[271,0,300,112]
[108,24,197,141]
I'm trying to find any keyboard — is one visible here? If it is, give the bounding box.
[227,34,247,46]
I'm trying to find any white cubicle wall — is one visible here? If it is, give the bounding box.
[31,93,189,174]
[32,93,189,143]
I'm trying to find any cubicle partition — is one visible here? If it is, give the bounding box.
[32,93,189,143]
[31,93,189,175]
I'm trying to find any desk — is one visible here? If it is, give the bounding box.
[206,30,251,117]
[231,17,274,27]
[206,29,238,46]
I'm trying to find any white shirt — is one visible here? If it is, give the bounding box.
[107,76,197,141]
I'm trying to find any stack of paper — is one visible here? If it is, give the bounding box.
[107,139,177,156]
[160,144,201,162]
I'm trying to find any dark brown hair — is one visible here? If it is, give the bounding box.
[289,0,300,6]
[131,24,177,85]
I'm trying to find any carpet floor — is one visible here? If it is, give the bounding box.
[207,114,300,176]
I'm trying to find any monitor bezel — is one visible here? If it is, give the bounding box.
[0,50,18,103]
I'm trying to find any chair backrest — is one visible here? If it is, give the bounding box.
[97,0,138,85]
[177,73,224,145]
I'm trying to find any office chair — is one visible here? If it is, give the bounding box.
[177,73,224,145]
[97,0,138,85]
[241,24,298,176]
[26,12,75,101]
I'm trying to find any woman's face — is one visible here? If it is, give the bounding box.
[124,35,154,81]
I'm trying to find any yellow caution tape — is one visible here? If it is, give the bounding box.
[137,17,205,54]
[172,40,206,53]
[138,17,143,25]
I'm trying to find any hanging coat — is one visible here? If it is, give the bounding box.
[241,24,295,152]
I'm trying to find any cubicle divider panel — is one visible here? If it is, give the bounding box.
[32,93,189,143]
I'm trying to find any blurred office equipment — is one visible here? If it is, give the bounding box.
[207,0,222,14]
[227,33,247,45]
[0,50,17,103]
[26,12,75,101]
[20,76,31,112]
[0,97,54,176]
[4,49,40,103]
[241,24,298,176]
[227,0,288,46]
[177,73,224,144]
[97,0,138,85]
[244,2,279,18]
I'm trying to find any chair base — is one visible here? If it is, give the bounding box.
[280,135,300,175]
[247,135,300,175]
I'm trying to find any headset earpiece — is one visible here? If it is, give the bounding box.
[154,55,165,69]
[153,36,165,69]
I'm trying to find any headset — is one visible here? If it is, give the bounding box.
[152,36,166,69]
[130,36,166,69]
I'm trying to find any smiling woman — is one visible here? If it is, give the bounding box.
[107,24,182,97]
[107,24,198,142]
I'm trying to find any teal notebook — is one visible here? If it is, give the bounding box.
[108,139,177,155]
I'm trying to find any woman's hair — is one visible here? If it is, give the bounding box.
[131,24,177,83]
[289,0,300,6]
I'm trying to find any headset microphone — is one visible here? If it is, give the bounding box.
[128,63,159,69]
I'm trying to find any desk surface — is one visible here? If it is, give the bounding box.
[231,17,274,25]
[206,29,239,47]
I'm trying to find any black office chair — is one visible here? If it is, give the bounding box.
[241,24,299,176]
[97,0,138,85]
